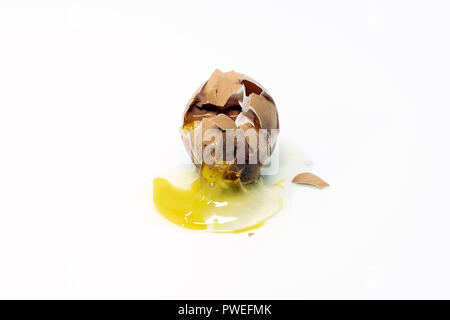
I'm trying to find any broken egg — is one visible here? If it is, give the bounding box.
[181,69,280,184]
[153,69,283,232]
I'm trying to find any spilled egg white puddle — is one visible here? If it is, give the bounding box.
[152,140,310,233]
[153,174,283,233]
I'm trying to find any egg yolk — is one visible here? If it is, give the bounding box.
[182,120,200,134]
[153,166,283,233]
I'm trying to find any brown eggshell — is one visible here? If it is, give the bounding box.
[292,172,329,188]
[181,69,279,184]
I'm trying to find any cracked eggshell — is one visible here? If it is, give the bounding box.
[181,69,279,184]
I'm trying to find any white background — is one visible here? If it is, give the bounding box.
[1,1,449,299]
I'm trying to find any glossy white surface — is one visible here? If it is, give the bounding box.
[0,1,449,299]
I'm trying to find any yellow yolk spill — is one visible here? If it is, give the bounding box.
[153,166,283,233]
[182,120,200,134]
[272,179,286,189]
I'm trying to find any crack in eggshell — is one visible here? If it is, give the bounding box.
[181,69,280,184]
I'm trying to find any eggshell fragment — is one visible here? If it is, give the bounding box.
[292,172,329,188]
[248,93,278,130]
[203,70,242,107]
[209,114,236,130]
